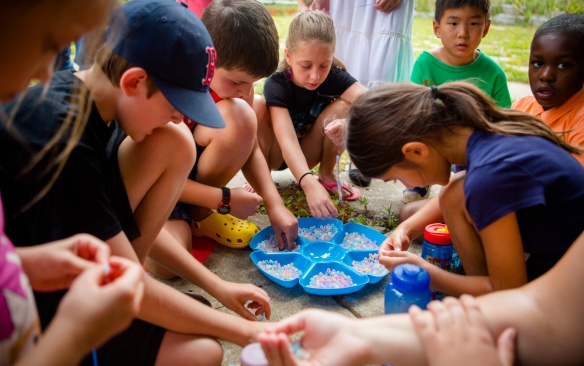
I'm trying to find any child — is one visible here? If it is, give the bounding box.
[144,0,294,318]
[405,0,512,203]
[257,11,368,219]
[346,82,584,297]
[0,0,268,364]
[0,1,146,365]
[513,13,584,166]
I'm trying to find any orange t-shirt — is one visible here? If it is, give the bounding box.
[512,87,584,166]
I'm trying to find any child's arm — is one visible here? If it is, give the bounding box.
[381,212,528,297]
[339,82,368,104]
[16,233,111,291]
[269,106,338,218]
[241,139,299,250]
[260,231,584,366]
[179,178,262,219]
[107,231,267,346]
[150,227,271,320]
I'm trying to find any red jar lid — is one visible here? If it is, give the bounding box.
[423,223,452,245]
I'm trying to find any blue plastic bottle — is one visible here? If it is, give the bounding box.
[421,223,453,300]
[384,264,432,314]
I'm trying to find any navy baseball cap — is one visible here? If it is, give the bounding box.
[105,0,225,128]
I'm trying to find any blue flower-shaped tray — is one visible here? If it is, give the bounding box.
[249,218,389,295]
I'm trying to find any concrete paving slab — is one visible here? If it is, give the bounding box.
[156,81,533,364]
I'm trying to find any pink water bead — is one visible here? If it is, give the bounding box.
[258,259,303,280]
[340,232,378,250]
[298,224,339,241]
[351,253,388,276]
[256,235,301,253]
[307,268,355,288]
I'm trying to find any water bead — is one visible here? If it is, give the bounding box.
[298,224,339,241]
[341,232,378,250]
[351,253,389,276]
[257,259,303,280]
[307,268,355,289]
[256,235,301,253]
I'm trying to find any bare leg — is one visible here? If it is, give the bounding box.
[145,219,192,279]
[254,94,284,170]
[155,331,223,366]
[191,98,257,220]
[439,171,488,276]
[301,99,350,182]
[118,122,196,263]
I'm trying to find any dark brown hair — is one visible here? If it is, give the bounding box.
[346,82,580,178]
[202,0,279,78]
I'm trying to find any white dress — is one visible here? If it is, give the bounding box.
[330,0,415,87]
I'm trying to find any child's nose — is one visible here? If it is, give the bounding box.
[240,84,253,98]
[458,25,469,38]
[310,68,320,81]
[539,65,555,82]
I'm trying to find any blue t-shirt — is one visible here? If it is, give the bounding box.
[464,130,584,279]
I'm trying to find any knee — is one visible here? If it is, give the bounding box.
[150,123,196,168]
[438,171,466,215]
[399,200,428,223]
[217,98,257,140]
[320,99,350,125]
[196,338,223,366]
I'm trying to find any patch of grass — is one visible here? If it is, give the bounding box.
[262,181,399,233]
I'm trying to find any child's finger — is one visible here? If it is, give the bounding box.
[459,295,488,328]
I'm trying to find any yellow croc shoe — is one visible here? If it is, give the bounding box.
[192,211,259,249]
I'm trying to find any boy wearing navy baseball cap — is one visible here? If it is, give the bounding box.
[0,0,267,364]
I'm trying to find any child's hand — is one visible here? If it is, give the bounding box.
[410,296,516,366]
[53,256,144,352]
[374,0,401,13]
[214,280,272,321]
[230,187,263,219]
[379,225,412,254]
[323,119,346,148]
[267,205,299,251]
[378,249,425,271]
[259,309,363,366]
[17,233,111,291]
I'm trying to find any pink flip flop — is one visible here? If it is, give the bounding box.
[317,177,361,201]
[242,181,256,194]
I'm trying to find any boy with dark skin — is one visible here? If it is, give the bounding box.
[513,13,584,165]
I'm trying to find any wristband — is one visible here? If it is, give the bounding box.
[298,172,313,186]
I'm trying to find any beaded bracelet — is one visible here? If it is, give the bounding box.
[298,171,313,186]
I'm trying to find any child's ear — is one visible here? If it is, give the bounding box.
[432,19,441,38]
[482,19,491,38]
[119,67,148,97]
[401,142,430,160]
[284,48,291,65]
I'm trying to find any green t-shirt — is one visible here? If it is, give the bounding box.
[410,50,512,108]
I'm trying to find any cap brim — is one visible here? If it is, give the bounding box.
[153,76,226,129]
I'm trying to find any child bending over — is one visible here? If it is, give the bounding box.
[258,11,368,218]
[346,82,584,297]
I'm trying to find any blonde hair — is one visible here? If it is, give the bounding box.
[346,82,581,178]
[10,22,110,213]
[278,10,346,72]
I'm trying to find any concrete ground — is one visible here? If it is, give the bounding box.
[153,82,533,365]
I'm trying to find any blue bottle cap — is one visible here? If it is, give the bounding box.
[390,264,430,293]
